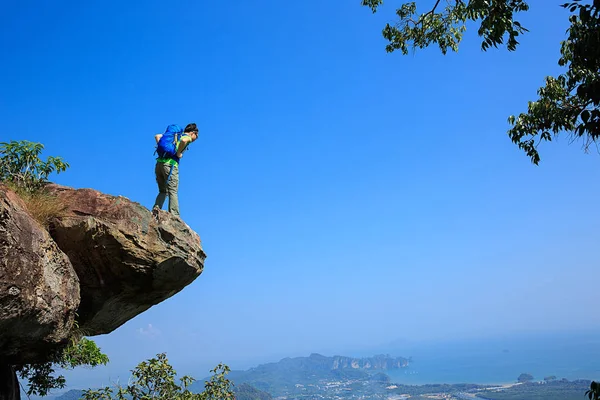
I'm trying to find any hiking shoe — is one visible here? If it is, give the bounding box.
[152,205,160,222]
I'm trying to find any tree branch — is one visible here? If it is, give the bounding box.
[408,0,443,28]
[423,0,443,21]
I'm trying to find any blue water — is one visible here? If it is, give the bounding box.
[380,331,600,385]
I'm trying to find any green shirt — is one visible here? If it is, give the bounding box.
[156,157,178,166]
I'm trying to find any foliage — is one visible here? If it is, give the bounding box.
[361,0,529,54]
[0,140,69,192]
[59,337,110,369]
[16,362,68,398]
[586,381,600,400]
[1,140,69,227]
[81,353,234,400]
[508,0,599,164]
[16,337,109,397]
[362,0,600,164]
[201,362,235,399]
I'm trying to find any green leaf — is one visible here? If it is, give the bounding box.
[582,110,591,122]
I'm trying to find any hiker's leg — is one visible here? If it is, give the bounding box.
[153,162,168,209]
[167,164,180,216]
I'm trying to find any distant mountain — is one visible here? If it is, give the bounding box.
[241,353,408,374]
[190,353,409,397]
[55,390,85,400]
[234,383,273,399]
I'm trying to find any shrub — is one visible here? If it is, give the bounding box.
[0,140,69,228]
[81,353,235,400]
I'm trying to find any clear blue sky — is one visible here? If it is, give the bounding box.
[2,0,598,390]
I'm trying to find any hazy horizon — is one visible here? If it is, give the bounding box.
[48,327,599,393]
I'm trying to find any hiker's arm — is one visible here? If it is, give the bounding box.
[154,134,162,143]
[176,136,191,158]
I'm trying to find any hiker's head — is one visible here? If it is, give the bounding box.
[184,123,199,141]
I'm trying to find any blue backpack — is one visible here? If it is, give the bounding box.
[156,124,184,159]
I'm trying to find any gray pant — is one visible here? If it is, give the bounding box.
[153,162,180,216]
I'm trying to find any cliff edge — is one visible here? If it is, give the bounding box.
[0,183,206,399]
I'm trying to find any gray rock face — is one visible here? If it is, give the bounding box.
[0,184,79,366]
[45,184,206,336]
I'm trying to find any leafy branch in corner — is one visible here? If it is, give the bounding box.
[362,0,599,164]
[507,0,599,164]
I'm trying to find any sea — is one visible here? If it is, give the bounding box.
[377,330,600,385]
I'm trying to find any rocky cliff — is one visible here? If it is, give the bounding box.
[300,353,409,370]
[242,353,409,375]
[0,183,206,399]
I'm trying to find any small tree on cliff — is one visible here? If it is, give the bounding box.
[362,0,600,164]
[81,353,235,400]
[0,140,69,192]
[0,140,70,227]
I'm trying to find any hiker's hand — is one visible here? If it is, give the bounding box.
[177,152,183,158]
